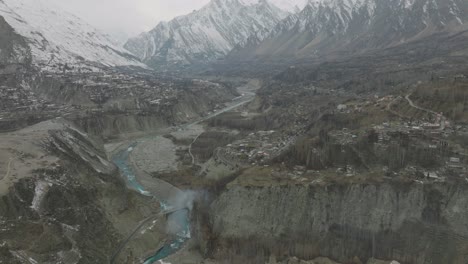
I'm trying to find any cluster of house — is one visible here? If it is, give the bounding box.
[48,72,180,107]
[218,130,296,166]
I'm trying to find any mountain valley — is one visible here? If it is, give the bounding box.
[0,0,468,263]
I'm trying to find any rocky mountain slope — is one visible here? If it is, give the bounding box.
[0,0,144,71]
[0,16,31,66]
[229,0,468,61]
[0,119,163,263]
[124,0,289,68]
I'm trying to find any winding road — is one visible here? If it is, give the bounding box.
[386,92,446,128]
[188,133,202,165]
[4,158,12,179]
[386,96,408,119]
[405,92,446,129]
[405,93,440,116]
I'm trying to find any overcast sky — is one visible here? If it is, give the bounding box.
[49,0,210,38]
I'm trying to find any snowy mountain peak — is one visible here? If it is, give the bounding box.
[0,0,145,71]
[236,0,309,12]
[271,0,309,12]
[124,0,288,68]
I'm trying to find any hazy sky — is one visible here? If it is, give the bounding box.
[50,0,210,37]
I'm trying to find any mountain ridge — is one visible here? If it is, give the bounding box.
[228,0,468,61]
[0,0,145,71]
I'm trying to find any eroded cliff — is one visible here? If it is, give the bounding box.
[206,182,468,264]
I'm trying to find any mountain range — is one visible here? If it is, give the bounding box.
[1,0,467,71]
[231,0,468,61]
[124,0,468,68]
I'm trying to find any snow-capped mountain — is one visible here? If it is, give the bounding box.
[230,0,468,60]
[0,0,144,70]
[124,0,288,67]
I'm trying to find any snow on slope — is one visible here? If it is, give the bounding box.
[268,0,309,12]
[289,0,465,34]
[0,0,145,70]
[124,0,288,67]
[231,0,468,61]
[238,0,309,12]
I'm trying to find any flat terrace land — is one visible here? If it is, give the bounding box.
[171,124,204,142]
[131,135,178,174]
[226,165,446,189]
[0,121,62,195]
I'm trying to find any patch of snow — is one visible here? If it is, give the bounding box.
[66,124,89,138]
[61,223,80,232]
[30,181,50,212]
[403,0,416,9]
[97,155,112,168]
[239,0,308,12]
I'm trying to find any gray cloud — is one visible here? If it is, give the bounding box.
[49,0,210,37]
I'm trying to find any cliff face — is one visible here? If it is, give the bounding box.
[209,182,468,264]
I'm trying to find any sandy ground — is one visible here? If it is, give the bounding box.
[132,136,178,174]
[129,124,207,174]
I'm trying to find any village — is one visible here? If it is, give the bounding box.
[212,129,295,168]
[324,90,468,183]
[207,82,468,185]
[0,70,231,132]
